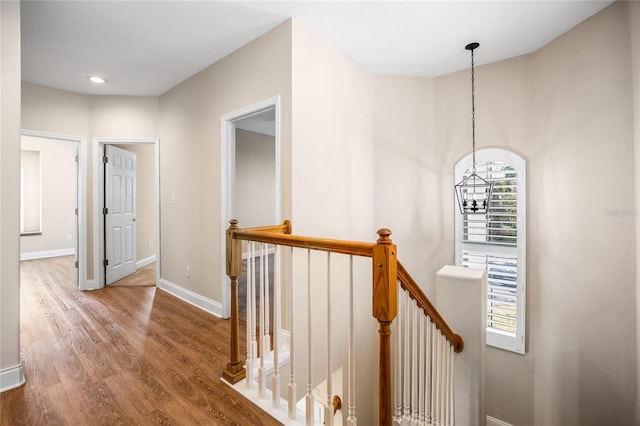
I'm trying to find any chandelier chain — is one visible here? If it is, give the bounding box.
[471,46,476,173]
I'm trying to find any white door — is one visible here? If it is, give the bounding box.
[105,145,137,285]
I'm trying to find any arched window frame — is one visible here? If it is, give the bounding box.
[455,147,526,354]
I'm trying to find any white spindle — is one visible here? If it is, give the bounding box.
[347,255,357,426]
[449,345,455,426]
[246,242,256,390]
[288,247,297,419]
[430,322,437,424]
[403,289,410,422]
[272,245,281,408]
[264,244,272,356]
[411,300,418,424]
[258,243,267,398]
[425,319,432,424]
[305,249,314,426]
[417,312,424,424]
[394,283,402,422]
[324,252,334,426]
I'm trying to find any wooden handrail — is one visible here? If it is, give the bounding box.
[397,261,464,353]
[232,223,375,258]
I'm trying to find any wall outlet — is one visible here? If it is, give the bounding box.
[147,241,152,249]
[66,235,72,241]
[186,266,191,278]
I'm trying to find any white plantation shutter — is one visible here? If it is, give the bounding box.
[455,148,526,353]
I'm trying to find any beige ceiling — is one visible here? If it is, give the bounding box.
[21,1,614,96]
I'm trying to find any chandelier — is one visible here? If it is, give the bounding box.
[455,42,493,215]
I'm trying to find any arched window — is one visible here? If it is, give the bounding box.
[455,148,526,353]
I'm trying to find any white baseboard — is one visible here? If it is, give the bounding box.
[0,364,25,393]
[136,255,156,269]
[20,248,75,261]
[158,278,223,318]
[487,416,514,426]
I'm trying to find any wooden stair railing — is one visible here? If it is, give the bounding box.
[222,220,463,426]
[397,262,464,354]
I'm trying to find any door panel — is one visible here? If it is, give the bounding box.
[105,145,137,285]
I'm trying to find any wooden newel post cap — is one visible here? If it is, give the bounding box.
[376,228,392,244]
[229,219,238,228]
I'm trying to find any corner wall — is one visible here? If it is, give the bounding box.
[291,20,377,424]
[0,0,23,390]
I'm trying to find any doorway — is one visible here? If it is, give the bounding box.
[93,138,160,289]
[221,96,281,318]
[19,130,88,289]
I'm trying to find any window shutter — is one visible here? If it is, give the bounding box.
[455,149,526,354]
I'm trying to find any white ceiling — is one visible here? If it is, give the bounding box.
[21,1,614,96]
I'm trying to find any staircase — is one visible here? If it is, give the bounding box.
[222,220,464,425]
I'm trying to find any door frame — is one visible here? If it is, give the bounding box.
[220,96,282,318]
[20,129,88,290]
[93,137,160,289]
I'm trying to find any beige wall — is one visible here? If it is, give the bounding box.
[20,136,76,255]
[373,75,444,291]
[22,82,89,136]
[235,129,276,228]
[158,20,292,302]
[113,143,156,262]
[0,0,22,378]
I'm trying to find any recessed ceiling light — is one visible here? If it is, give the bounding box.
[87,76,107,84]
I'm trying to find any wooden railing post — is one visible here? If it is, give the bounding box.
[372,228,397,426]
[223,219,246,384]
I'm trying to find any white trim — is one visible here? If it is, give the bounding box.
[84,279,98,291]
[158,278,223,318]
[487,415,514,426]
[20,248,75,261]
[93,138,160,289]
[20,130,88,290]
[0,364,25,393]
[220,96,282,319]
[136,255,156,269]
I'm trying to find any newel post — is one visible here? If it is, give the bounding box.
[372,228,397,426]
[222,219,246,384]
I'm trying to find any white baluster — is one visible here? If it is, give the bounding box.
[246,242,256,390]
[347,256,357,426]
[436,332,442,426]
[264,244,272,356]
[305,249,314,426]
[288,247,297,419]
[272,245,281,408]
[430,322,437,425]
[418,312,425,424]
[403,289,410,422]
[393,284,402,423]
[411,300,418,424]
[258,243,266,398]
[425,319,432,425]
[449,345,455,426]
[324,252,334,426]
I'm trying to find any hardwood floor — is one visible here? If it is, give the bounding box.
[0,256,281,425]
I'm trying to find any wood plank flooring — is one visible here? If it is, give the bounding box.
[0,256,281,425]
